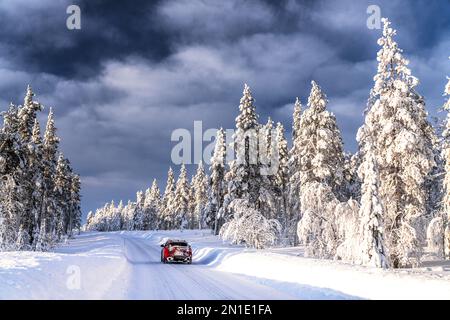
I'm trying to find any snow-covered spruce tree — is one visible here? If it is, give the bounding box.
[297,181,341,258]
[259,118,278,219]
[220,84,282,246]
[427,216,445,258]
[85,211,94,230]
[143,179,161,230]
[358,154,389,268]
[18,85,43,143]
[150,180,162,229]
[0,175,22,250]
[192,162,208,229]
[188,175,196,228]
[68,173,82,235]
[424,146,444,258]
[297,81,345,197]
[226,84,260,207]
[142,187,152,229]
[219,199,282,249]
[36,108,60,250]
[274,122,291,243]
[292,97,302,142]
[104,201,113,231]
[133,191,145,230]
[334,197,360,263]
[296,81,346,258]
[54,153,71,240]
[0,104,21,178]
[173,164,190,229]
[206,128,227,234]
[110,200,122,231]
[287,98,303,245]
[343,152,361,201]
[221,84,281,247]
[116,200,124,230]
[260,117,274,170]
[0,89,40,250]
[16,86,44,249]
[85,209,96,231]
[0,104,22,250]
[161,167,176,229]
[357,18,436,267]
[122,200,136,231]
[30,119,45,246]
[442,75,450,259]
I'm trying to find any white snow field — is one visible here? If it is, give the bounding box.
[0,230,449,300]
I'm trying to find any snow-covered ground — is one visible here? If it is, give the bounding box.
[0,230,449,300]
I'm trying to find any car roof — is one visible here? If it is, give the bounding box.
[166,239,188,243]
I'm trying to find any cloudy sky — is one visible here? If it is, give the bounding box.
[0,0,448,218]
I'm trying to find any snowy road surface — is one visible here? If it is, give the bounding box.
[108,234,295,299]
[1,230,449,299]
[0,231,354,299]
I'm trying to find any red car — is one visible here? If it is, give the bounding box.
[160,240,192,264]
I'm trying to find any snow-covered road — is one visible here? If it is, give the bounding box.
[1,230,449,299]
[109,234,294,299]
[0,231,350,299]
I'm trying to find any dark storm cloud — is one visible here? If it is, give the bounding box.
[0,0,448,217]
[0,0,170,78]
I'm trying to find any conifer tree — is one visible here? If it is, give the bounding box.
[193,162,208,229]
[288,98,303,244]
[274,122,291,241]
[292,97,302,141]
[173,164,190,229]
[134,191,145,230]
[206,128,227,234]
[31,119,44,245]
[188,175,196,228]
[359,154,390,268]
[36,108,60,250]
[146,179,161,230]
[442,76,450,259]
[357,18,436,267]
[259,117,277,219]
[161,167,176,229]
[297,81,345,196]
[18,85,42,143]
[16,87,43,248]
[69,173,82,235]
[54,153,71,240]
[226,84,260,206]
[296,81,346,258]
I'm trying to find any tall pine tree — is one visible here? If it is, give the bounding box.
[297,81,346,258]
[174,164,190,229]
[357,18,436,267]
[442,75,450,259]
[207,128,227,234]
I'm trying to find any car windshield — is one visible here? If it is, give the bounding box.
[170,242,188,247]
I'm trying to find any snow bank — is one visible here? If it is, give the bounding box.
[0,232,128,299]
[214,251,450,300]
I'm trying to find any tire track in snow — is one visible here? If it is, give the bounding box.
[117,233,296,299]
[136,237,231,299]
